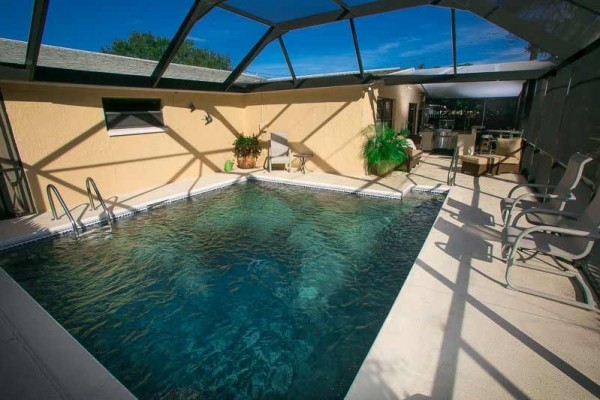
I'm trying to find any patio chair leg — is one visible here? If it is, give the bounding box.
[505,246,595,310]
[500,243,509,259]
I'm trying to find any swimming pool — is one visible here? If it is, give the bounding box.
[1,181,443,398]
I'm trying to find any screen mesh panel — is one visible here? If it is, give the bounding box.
[40,0,193,75]
[223,0,340,23]
[354,6,452,70]
[0,0,34,65]
[164,7,269,83]
[241,40,291,80]
[343,0,383,6]
[500,0,600,53]
[0,0,598,90]
[284,21,359,76]
[455,10,533,65]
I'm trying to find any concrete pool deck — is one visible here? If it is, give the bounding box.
[1,153,599,398]
[348,154,600,399]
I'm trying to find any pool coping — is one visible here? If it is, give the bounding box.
[0,173,449,252]
[0,269,136,399]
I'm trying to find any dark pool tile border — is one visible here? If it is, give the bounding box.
[249,176,407,199]
[0,176,448,252]
[0,178,247,252]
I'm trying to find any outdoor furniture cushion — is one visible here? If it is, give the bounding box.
[496,138,523,159]
[490,155,520,165]
[461,155,498,165]
[460,155,499,176]
[408,148,422,158]
[405,138,417,150]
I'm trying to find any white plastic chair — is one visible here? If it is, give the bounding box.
[268,132,290,172]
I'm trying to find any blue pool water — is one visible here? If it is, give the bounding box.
[1,182,443,399]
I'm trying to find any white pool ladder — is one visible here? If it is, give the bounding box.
[86,177,114,231]
[46,184,80,237]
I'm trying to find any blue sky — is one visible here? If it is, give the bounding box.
[1,0,533,77]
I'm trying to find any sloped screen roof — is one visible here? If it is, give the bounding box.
[0,0,597,93]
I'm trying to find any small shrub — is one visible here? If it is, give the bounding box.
[233,133,262,158]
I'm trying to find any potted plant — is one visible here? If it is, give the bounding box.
[362,124,409,176]
[233,133,262,169]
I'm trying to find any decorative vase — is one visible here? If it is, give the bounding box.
[237,156,257,169]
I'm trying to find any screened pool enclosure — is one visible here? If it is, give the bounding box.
[0,0,597,93]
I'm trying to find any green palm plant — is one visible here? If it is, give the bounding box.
[361,124,409,176]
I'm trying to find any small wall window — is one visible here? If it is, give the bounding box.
[102,98,165,136]
[376,97,394,129]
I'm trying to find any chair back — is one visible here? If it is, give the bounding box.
[270,132,289,157]
[520,145,534,176]
[570,189,600,257]
[531,152,553,188]
[547,153,592,210]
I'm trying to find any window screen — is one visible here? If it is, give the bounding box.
[102,98,164,130]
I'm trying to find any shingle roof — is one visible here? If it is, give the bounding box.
[0,38,266,84]
[0,38,556,91]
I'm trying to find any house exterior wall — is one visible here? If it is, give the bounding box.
[0,82,246,212]
[0,82,382,212]
[243,85,378,175]
[379,84,424,133]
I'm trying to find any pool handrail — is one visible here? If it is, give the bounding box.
[85,177,114,231]
[447,146,459,186]
[46,184,80,237]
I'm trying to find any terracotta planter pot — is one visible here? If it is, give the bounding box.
[237,156,257,169]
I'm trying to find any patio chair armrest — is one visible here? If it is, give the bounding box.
[512,225,600,251]
[542,226,600,239]
[505,192,573,226]
[512,208,580,227]
[508,183,556,198]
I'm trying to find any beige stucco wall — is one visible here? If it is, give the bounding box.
[1,82,384,212]
[379,84,424,133]
[243,85,378,175]
[1,82,246,212]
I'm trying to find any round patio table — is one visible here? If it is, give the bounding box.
[294,153,313,174]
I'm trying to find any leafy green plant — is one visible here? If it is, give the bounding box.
[101,32,231,70]
[399,128,411,136]
[361,124,409,175]
[233,133,262,158]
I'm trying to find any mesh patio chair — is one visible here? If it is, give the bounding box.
[519,145,534,177]
[501,191,600,309]
[268,132,290,172]
[500,153,592,226]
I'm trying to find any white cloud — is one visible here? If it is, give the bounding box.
[187,36,206,43]
[398,40,452,58]
[465,47,530,64]
[377,41,401,53]
[250,52,360,77]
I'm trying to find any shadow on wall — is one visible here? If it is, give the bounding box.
[10,84,378,213]
[253,91,374,174]
[21,119,233,212]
